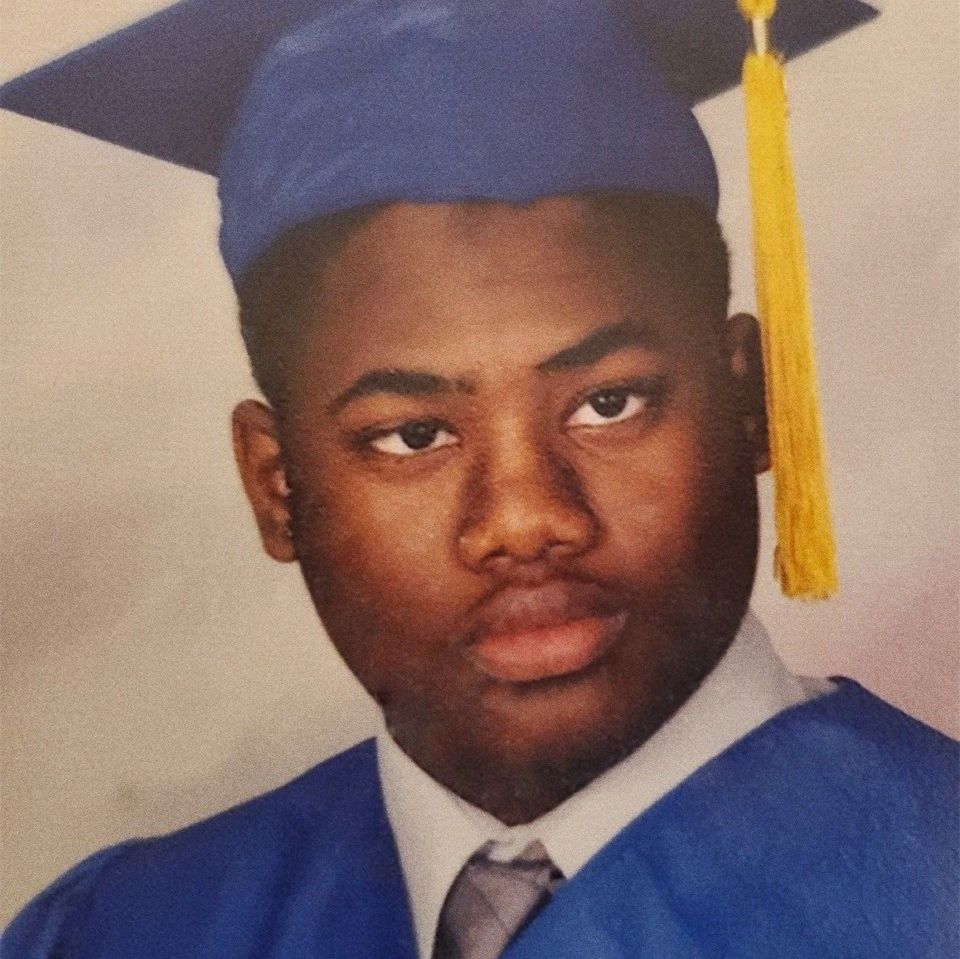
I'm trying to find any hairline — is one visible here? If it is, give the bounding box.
[236,192,731,412]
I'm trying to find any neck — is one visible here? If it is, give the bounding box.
[388,679,702,826]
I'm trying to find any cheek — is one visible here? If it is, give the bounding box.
[290,453,467,633]
[579,411,733,580]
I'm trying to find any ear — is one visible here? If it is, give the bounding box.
[232,399,296,562]
[722,313,770,474]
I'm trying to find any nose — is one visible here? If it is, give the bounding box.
[456,432,599,574]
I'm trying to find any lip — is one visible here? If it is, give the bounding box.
[465,580,628,684]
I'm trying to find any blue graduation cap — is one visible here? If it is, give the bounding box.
[2,0,875,281]
[1,0,878,598]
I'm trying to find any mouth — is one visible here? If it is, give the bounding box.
[465,581,628,684]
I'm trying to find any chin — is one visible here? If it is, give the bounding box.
[482,614,732,762]
[465,670,642,774]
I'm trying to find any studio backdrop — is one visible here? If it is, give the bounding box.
[1,0,957,924]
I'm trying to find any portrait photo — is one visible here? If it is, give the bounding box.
[1,0,957,955]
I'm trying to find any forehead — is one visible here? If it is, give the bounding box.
[322,196,628,295]
[341,197,604,268]
[294,197,711,391]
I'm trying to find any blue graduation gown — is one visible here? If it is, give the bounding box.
[3,679,956,958]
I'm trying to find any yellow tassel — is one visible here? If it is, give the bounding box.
[739,9,838,599]
[738,0,778,20]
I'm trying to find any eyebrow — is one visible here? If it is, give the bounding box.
[537,321,657,372]
[328,369,473,412]
[328,321,656,411]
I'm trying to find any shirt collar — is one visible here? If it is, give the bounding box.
[377,611,816,959]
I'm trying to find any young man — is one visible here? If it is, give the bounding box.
[2,1,956,957]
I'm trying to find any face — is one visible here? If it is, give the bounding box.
[233,197,768,823]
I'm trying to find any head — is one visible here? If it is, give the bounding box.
[232,192,768,823]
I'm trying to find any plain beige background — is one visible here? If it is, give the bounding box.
[2,0,958,925]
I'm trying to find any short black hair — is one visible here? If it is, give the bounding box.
[236,205,376,412]
[236,193,730,411]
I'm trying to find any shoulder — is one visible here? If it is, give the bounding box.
[520,684,958,959]
[658,681,958,953]
[1,740,382,958]
[759,678,957,809]
[696,679,959,854]
[0,843,133,959]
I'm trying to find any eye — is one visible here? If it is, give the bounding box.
[368,420,458,457]
[567,386,649,428]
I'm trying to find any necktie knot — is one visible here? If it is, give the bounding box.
[432,840,563,959]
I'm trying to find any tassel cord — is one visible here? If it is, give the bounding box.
[739,13,838,599]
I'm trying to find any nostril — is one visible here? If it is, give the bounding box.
[546,540,579,561]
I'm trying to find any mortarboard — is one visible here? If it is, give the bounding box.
[0,0,878,598]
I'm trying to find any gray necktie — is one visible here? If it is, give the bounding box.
[432,840,564,959]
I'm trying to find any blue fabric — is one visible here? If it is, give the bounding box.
[216,0,718,280]
[0,0,879,284]
[4,680,956,958]
[0,0,878,178]
[2,743,418,959]
[504,680,959,959]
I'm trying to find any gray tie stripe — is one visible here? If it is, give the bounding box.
[432,840,564,959]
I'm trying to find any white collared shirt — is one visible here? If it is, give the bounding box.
[377,612,830,959]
